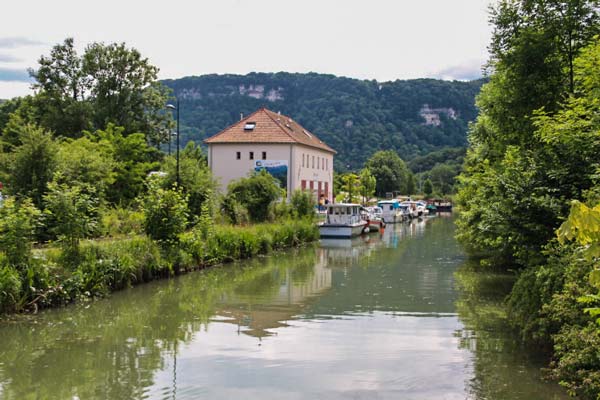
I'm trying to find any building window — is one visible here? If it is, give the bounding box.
[249,152,254,160]
[236,151,241,160]
[302,154,305,167]
[322,158,324,170]
[317,157,319,170]
[326,159,328,170]
[312,156,315,169]
[262,151,267,160]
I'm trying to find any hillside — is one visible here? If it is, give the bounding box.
[162,72,484,171]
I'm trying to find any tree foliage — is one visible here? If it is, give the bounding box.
[227,170,281,222]
[27,38,171,143]
[365,150,410,196]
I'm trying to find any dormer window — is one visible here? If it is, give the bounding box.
[244,122,256,131]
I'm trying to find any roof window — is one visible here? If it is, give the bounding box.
[244,122,256,131]
[302,129,312,138]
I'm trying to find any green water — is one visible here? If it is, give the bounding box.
[0,216,568,399]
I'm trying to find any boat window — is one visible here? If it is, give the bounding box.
[328,207,333,215]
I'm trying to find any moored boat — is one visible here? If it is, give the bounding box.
[377,200,406,223]
[319,203,369,238]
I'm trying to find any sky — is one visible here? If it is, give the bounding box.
[0,0,494,99]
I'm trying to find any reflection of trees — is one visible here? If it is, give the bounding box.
[454,264,568,400]
[0,247,327,399]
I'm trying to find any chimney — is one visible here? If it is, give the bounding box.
[240,113,244,121]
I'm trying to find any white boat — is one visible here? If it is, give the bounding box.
[400,201,420,218]
[363,206,385,232]
[416,200,429,216]
[319,203,369,238]
[377,200,406,223]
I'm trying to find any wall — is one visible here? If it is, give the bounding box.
[209,143,293,193]
[293,145,334,202]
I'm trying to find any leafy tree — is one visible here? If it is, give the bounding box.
[359,168,376,204]
[161,141,215,222]
[423,179,433,197]
[43,182,100,263]
[340,173,360,203]
[0,198,40,268]
[89,124,161,204]
[429,164,455,195]
[27,38,172,142]
[6,124,58,208]
[54,136,115,199]
[227,170,281,222]
[365,150,410,196]
[83,42,172,141]
[406,173,416,196]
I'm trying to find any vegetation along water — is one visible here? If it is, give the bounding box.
[0,216,570,399]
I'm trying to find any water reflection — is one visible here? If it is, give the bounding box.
[0,216,568,399]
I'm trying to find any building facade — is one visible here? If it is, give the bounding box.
[205,108,335,201]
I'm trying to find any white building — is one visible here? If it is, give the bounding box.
[204,108,336,201]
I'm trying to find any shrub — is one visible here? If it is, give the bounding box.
[0,256,21,313]
[290,189,316,218]
[227,170,282,222]
[142,180,189,245]
[0,197,40,269]
[100,207,144,237]
[43,182,100,252]
[220,195,249,225]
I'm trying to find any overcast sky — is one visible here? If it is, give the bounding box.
[0,0,494,99]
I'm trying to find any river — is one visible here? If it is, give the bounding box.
[0,215,568,399]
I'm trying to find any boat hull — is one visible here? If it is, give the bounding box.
[319,222,367,238]
[382,213,404,224]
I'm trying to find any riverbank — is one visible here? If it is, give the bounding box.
[0,218,318,314]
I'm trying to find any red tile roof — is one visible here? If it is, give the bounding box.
[203,108,336,153]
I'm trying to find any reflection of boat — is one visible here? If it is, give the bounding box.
[319,204,368,238]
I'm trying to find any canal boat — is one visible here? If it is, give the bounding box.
[319,203,369,238]
[377,199,406,224]
[400,201,421,218]
[362,206,385,232]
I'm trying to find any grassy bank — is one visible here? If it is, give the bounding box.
[0,218,319,314]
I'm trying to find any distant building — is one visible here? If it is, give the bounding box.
[204,108,336,201]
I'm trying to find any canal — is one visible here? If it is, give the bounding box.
[0,216,568,399]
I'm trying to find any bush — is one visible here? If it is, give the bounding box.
[220,195,249,225]
[43,182,100,250]
[142,180,189,244]
[227,170,282,222]
[290,189,316,218]
[0,197,40,269]
[0,256,21,313]
[100,207,144,237]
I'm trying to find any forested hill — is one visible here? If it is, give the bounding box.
[162,72,484,170]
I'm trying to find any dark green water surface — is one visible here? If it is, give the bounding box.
[0,216,568,399]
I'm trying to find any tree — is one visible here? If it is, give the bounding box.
[43,182,100,258]
[0,198,40,268]
[27,38,172,142]
[423,179,433,197]
[227,170,281,222]
[365,150,410,196]
[406,173,416,196]
[6,124,58,209]
[83,42,172,140]
[161,141,215,222]
[359,168,376,204]
[340,173,360,203]
[429,164,455,195]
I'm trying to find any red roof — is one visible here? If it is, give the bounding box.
[203,108,336,153]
